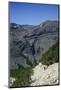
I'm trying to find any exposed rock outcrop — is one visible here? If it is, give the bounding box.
[30,63,59,86]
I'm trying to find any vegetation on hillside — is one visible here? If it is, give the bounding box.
[39,42,59,66]
[10,67,33,87]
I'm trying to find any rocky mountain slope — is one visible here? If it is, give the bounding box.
[10,43,59,87]
[9,20,59,69]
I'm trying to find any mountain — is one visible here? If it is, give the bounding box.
[9,20,59,69]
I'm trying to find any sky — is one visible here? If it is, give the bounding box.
[9,2,59,25]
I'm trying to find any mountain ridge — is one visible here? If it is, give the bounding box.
[10,20,59,69]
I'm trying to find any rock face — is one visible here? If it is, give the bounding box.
[9,77,16,87]
[30,63,59,86]
[9,21,59,69]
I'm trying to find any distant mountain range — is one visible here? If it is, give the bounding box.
[9,20,59,69]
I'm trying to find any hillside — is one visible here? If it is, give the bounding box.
[9,39,59,87]
[30,42,59,86]
[39,42,59,66]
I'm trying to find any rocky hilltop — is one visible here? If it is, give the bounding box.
[30,63,59,86]
[10,20,59,69]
